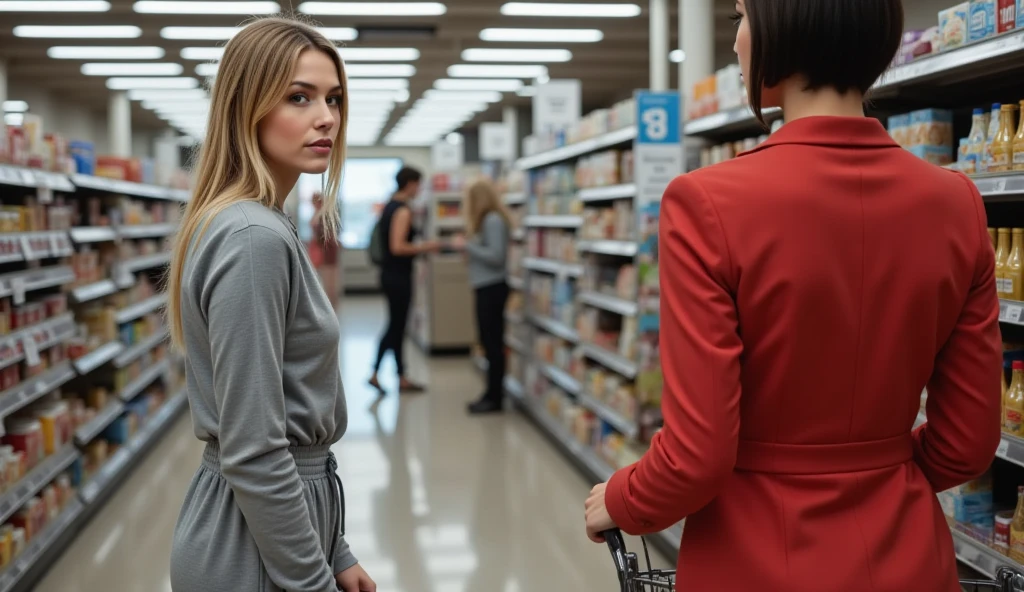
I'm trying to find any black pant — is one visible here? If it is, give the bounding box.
[375,272,413,377]
[475,281,509,402]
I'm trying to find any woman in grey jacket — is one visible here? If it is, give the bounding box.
[455,180,512,415]
[165,18,374,592]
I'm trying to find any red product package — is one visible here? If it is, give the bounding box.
[999,0,1017,33]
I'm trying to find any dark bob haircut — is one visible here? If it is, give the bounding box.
[745,0,904,123]
[396,166,423,191]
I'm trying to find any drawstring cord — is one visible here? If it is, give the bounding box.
[327,453,346,562]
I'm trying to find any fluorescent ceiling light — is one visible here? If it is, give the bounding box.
[480,28,603,43]
[516,86,537,97]
[82,62,183,76]
[347,89,408,102]
[14,25,141,38]
[49,46,165,59]
[319,28,359,40]
[299,2,445,15]
[435,78,522,91]
[0,1,109,11]
[134,1,279,14]
[339,47,419,61]
[448,64,547,78]
[670,49,685,63]
[181,47,224,60]
[346,64,415,77]
[3,101,29,113]
[347,79,408,90]
[106,77,199,89]
[195,63,218,77]
[423,89,501,102]
[161,27,241,40]
[128,89,207,101]
[461,48,571,63]
[500,2,639,17]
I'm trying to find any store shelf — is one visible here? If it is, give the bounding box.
[115,293,167,325]
[0,498,84,592]
[74,401,126,446]
[578,291,639,316]
[999,299,1024,325]
[974,173,1024,201]
[0,445,80,525]
[577,390,638,438]
[504,192,527,206]
[504,376,524,401]
[951,528,1021,579]
[69,174,189,202]
[577,239,637,257]
[0,266,75,300]
[433,192,463,202]
[507,275,525,291]
[119,223,175,239]
[114,328,169,368]
[577,184,636,202]
[523,215,583,229]
[539,362,581,395]
[69,226,117,244]
[505,310,524,325]
[517,126,637,171]
[0,313,76,371]
[0,165,74,193]
[2,232,74,261]
[580,343,638,379]
[0,361,76,419]
[529,314,579,343]
[684,106,781,137]
[118,359,170,403]
[71,279,119,304]
[73,341,125,375]
[435,217,464,230]
[120,252,171,273]
[505,335,527,355]
[522,257,583,277]
[874,29,1024,92]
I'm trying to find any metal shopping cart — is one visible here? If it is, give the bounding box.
[602,529,1024,592]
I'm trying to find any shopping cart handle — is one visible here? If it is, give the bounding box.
[603,528,627,553]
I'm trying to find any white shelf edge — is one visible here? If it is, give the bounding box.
[522,257,583,277]
[73,341,126,375]
[69,173,188,202]
[523,215,583,229]
[540,362,581,395]
[73,401,126,446]
[0,313,76,372]
[580,343,638,379]
[70,227,118,244]
[577,291,639,316]
[114,328,169,368]
[684,106,781,136]
[576,239,638,258]
[72,279,119,303]
[874,29,1024,90]
[516,126,637,171]
[121,252,171,273]
[118,223,176,239]
[0,265,75,299]
[118,359,170,402]
[0,445,80,525]
[529,314,580,343]
[577,390,638,438]
[114,293,167,325]
[577,184,636,202]
[0,361,76,419]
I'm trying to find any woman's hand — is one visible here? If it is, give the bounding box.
[585,482,617,543]
[336,564,376,592]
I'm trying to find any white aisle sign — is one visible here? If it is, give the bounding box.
[431,141,464,172]
[532,80,581,135]
[634,90,683,207]
[479,122,514,162]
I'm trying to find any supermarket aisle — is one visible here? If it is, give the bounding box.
[36,295,667,592]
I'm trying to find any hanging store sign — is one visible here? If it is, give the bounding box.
[634,90,683,208]
[532,80,581,135]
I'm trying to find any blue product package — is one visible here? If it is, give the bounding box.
[970,0,997,42]
[69,140,95,175]
[120,323,135,347]
[1018,0,1024,27]
[102,414,131,445]
[68,456,83,487]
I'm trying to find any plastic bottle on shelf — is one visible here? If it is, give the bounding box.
[1014,100,1024,172]
[967,108,988,175]
[1011,229,1024,300]
[996,228,1011,296]
[990,104,1019,174]
[1005,361,1024,437]
[1012,485,1024,562]
[984,103,1002,173]
[990,227,998,251]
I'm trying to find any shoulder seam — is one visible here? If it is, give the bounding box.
[680,174,737,287]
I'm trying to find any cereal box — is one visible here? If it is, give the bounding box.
[969,0,997,42]
[887,114,911,148]
[939,2,970,50]
[1017,0,1024,27]
[910,108,954,149]
[998,0,1016,32]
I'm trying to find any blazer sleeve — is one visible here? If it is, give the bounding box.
[913,174,1002,492]
[203,226,338,591]
[605,174,743,534]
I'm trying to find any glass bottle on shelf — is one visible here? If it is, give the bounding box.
[1005,361,1024,437]
[1014,100,1024,172]
[996,228,1011,297]
[990,104,1019,174]
[984,103,1001,173]
[991,228,998,252]
[967,108,988,175]
[1009,228,1024,301]
[1011,486,1024,562]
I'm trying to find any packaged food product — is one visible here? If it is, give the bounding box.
[970,0,998,42]
[910,108,954,148]
[999,0,1017,31]
[887,114,910,148]
[4,419,43,469]
[997,510,1014,551]
[11,528,24,557]
[37,409,58,456]
[938,470,993,528]
[1019,0,1024,27]
[1014,99,1024,172]
[0,525,11,568]
[968,108,989,173]
[940,3,971,50]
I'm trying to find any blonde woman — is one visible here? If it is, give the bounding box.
[453,179,511,414]
[166,18,375,592]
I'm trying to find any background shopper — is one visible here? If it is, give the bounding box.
[453,179,511,414]
[309,192,341,309]
[369,166,439,394]
[585,1,1002,591]
[165,18,375,592]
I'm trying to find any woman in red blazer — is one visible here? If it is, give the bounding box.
[584,0,1003,590]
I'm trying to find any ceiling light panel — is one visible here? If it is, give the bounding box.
[49,46,165,59]
[434,78,522,91]
[181,47,225,60]
[339,48,419,61]
[347,79,408,90]
[448,64,547,78]
[319,28,359,40]
[461,48,571,63]
[14,25,141,38]
[128,89,207,101]
[479,28,603,43]
[134,1,280,13]
[0,1,109,11]
[345,64,416,77]
[300,2,445,15]
[195,63,218,77]
[82,63,184,76]
[423,89,501,102]
[161,27,242,40]
[670,49,685,63]
[3,101,29,113]
[500,2,639,17]
[106,77,199,89]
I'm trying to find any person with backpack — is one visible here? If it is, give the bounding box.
[368,166,439,394]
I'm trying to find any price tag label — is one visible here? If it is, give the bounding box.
[994,178,1008,194]
[997,438,1011,458]
[22,335,40,367]
[1001,301,1009,320]
[36,185,52,204]
[1009,305,1024,323]
[11,277,26,306]
[18,236,36,262]
[35,379,47,395]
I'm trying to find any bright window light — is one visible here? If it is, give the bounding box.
[435,78,522,91]
[448,64,547,78]
[500,2,639,17]
[181,47,225,60]
[299,2,445,15]
[14,25,141,38]
[82,63,183,76]
[339,47,419,61]
[195,63,218,77]
[479,28,603,43]
[0,1,109,11]
[347,79,408,90]
[461,48,571,63]
[423,89,501,102]
[106,77,199,89]
[3,101,29,113]
[128,89,207,101]
[134,1,279,13]
[670,49,685,63]
[346,64,415,77]
[49,46,165,59]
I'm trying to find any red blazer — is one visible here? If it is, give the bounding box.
[605,116,1002,591]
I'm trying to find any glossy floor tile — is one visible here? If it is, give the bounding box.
[36,295,672,592]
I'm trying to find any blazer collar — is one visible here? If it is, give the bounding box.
[742,116,899,156]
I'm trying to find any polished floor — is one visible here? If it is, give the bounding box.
[35,295,671,592]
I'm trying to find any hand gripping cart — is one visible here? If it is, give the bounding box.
[602,529,1024,592]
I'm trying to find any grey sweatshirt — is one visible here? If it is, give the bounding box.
[465,211,509,288]
[180,202,356,590]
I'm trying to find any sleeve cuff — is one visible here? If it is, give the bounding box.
[332,535,358,575]
[606,465,650,534]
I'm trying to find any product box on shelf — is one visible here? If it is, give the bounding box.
[888,115,911,148]
[939,3,970,50]
[938,470,994,530]
[998,0,1017,32]
[970,0,998,42]
[1019,0,1024,27]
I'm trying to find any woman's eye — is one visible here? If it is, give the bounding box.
[290,94,310,104]
[730,11,743,26]
[327,95,343,107]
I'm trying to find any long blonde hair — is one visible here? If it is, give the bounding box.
[464,179,510,236]
[167,17,348,349]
